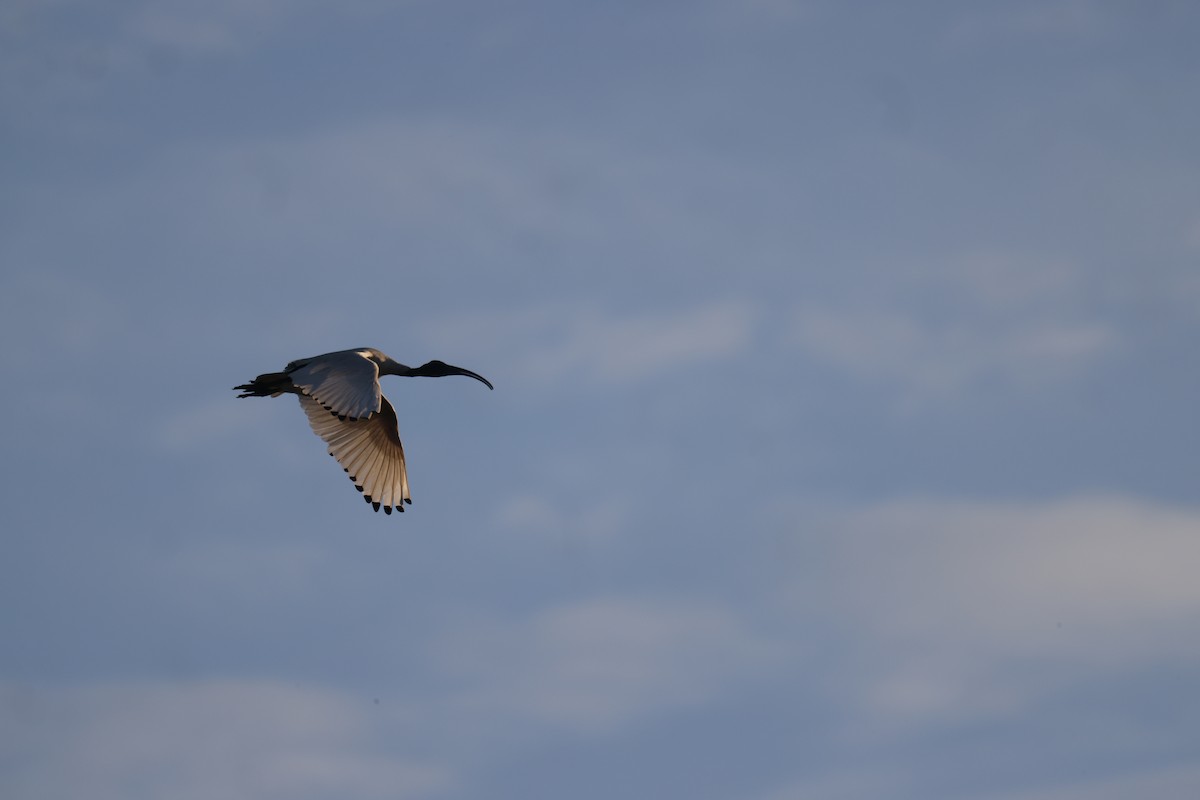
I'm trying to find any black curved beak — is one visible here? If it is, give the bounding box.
[451,366,494,390]
[418,360,494,390]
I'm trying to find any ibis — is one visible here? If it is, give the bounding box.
[235,348,493,514]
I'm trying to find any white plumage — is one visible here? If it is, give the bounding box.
[235,348,492,514]
[288,349,384,421]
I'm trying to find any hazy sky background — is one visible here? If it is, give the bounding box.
[3,1,1200,798]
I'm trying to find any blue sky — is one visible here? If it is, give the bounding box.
[3,1,1200,798]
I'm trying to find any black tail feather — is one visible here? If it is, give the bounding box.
[234,371,294,397]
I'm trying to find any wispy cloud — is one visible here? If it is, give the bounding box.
[424,301,756,389]
[792,307,1113,400]
[494,493,631,544]
[431,596,780,731]
[756,752,1200,800]
[0,679,450,800]
[975,762,1200,800]
[789,251,1117,405]
[771,495,1200,727]
[947,0,1112,46]
[0,0,393,127]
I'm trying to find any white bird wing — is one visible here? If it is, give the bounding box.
[287,350,381,420]
[299,393,411,514]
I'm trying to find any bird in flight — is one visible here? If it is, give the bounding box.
[235,348,493,514]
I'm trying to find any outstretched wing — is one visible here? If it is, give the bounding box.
[287,350,381,421]
[299,393,412,514]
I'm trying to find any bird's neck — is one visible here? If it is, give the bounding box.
[377,359,414,377]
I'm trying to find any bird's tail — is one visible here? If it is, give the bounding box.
[234,371,294,398]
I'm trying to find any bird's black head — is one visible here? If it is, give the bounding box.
[416,360,494,390]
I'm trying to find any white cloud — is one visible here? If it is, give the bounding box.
[22,0,379,58]
[494,493,630,544]
[1,0,398,128]
[833,497,1200,637]
[793,307,1113,400]
[1186,214,1200,251]
[0,679,450,800]
[161,538,328,595]
[789,251,1116,404]
[535,302,756,384]
[1179,218,1200,309]
[928,250,1085,310]
[947,0,1111,46]
[127,1,248,53]
[431,596,780,731]
[756,757,1200,800]
[754,768,911,800]
[90,118,665,283]
[771,496,1200,727]
[424,301,756,389]
[700,0,818,29]
[974,762,1200,800]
